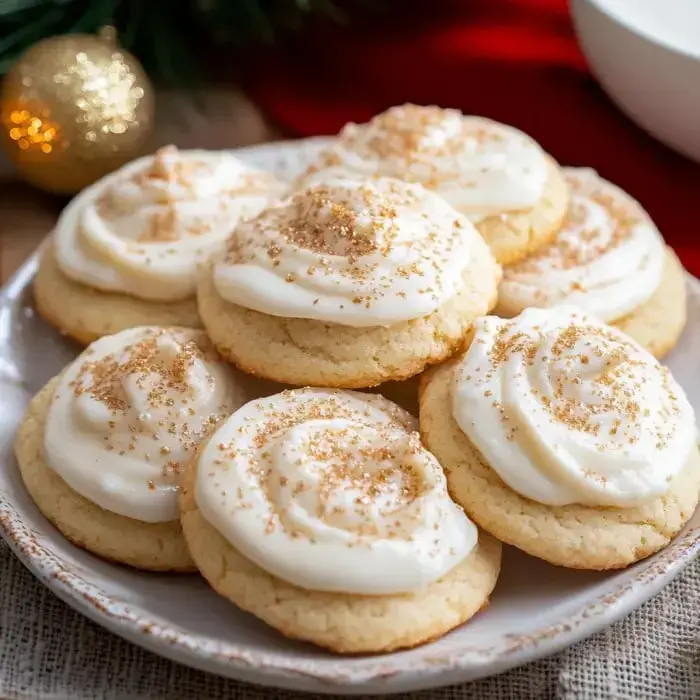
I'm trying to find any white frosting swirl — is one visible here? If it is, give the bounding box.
[214,176,489,327]
[298,104,550,223]
[452,307,696,508]
[44,327,239,522]
[55,146,286,301]
[499,168,666,321]
[196,388,476,594]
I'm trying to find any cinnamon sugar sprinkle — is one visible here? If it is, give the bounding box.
[309,104,518,190]
[207,390,450,551]
[224,179,465,311]
[469,316,682,454]
[95,145,280,248]
[343,106,495,161]
[507,173,646,278]
[69,329,229,480]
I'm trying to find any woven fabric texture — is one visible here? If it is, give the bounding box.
[1,540,699,700]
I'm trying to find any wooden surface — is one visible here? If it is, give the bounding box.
[0,90,280,283]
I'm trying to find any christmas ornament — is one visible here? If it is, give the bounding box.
[0,28,154,195]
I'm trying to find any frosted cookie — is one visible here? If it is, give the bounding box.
[198,177,501,388]
[180,388,501,653]
[296,104,568,264]
[14,326,262,571]
[497,168,686,357]
[420,307,700,570]
[35,146,286,344]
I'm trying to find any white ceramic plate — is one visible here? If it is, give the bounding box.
[0,139,699,696]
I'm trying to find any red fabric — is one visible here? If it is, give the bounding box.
[244,0,700,275]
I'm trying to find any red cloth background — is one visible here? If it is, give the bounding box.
[245,0,700,275]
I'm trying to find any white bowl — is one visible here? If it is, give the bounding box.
[571,0,700,162]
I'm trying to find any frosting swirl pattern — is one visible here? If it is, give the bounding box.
[499,168,666,320]
[45,327,239,522]
[214,176,489,327]
[298,104,550,223]
[452,307,695,508]
[195,388,476,594]
[55,146,286,301]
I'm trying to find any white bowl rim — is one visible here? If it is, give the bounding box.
[581,0,700,62]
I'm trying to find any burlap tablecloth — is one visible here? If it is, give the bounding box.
[1,539,698,700]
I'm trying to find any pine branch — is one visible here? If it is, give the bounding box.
[0,0,385,81]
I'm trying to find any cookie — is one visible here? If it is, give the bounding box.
[34,247,201,345]
[497,168,686,357]
[613,247,686,358]
[180,388,501,653]
[296,104,569,265]
[15,376,194,571]
[37,145,285,343]
[475,159,569,265]
[420,307,700,570]
[14,326,265,571]
[199,177,501,388]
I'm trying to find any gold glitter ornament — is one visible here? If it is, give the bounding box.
[0,28,154,194]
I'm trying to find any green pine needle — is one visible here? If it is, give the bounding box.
[0,0,385,82]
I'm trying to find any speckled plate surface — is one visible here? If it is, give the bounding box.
[0,139,699,695]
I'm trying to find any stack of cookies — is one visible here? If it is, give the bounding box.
[15,104,698,655]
